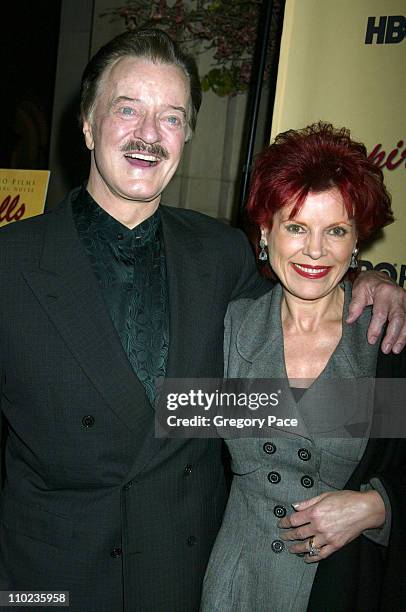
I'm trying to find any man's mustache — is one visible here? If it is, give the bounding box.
[121,140,169,160]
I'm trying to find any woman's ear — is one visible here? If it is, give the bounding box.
[260,226,268,245]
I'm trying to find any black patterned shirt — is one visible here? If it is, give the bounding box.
[72,187,168,404]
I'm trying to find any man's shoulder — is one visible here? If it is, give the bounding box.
[0,209,50,254]
[0,191,73,266]
[161,204,245,241]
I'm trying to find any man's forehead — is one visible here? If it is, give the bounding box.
[97,57,187,104]
[105,56,188,88]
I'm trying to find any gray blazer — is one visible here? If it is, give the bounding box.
[202,283,384,612]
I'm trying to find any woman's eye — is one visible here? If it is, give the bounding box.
[286,224,305,234]
[328,226,347,237]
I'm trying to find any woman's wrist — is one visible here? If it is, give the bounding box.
[360,489,386,529]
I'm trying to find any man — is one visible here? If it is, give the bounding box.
[0,29,405,612]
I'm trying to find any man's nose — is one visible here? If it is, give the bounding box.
[135,113,161,143]
[302,231,326,259]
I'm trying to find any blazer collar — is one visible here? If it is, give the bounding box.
[235,281,378,379]
[235,283,285,377]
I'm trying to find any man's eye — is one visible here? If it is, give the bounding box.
[328,226,347,237]
[164,115,182,126]
[286,224,305,234]
[120,106,135,116]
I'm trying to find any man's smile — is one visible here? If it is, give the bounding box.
[124,152,160,166]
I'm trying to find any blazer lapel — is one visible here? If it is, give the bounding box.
[235,284,311,439]
[161,207,214,379]
[23,195,152,436]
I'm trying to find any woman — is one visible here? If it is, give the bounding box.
[201,123,406,611]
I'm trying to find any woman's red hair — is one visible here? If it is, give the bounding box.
[246,122,393,243]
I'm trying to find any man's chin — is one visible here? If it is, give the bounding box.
[109,186,163,206]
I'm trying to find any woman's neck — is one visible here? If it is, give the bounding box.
[281,285,345,333]
[281,285,345,384]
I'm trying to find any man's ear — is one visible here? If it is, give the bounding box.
[82,119,95,151]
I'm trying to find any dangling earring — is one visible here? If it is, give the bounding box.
[259,238,268,262]
[349,248,359,269]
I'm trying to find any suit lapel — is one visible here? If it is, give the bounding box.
[161,206,214,379]
[116,207,218,479]
[23,195,151,436]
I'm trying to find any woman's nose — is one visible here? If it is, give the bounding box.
[302,231,326,259]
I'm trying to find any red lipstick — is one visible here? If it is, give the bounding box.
[290,263,332,279]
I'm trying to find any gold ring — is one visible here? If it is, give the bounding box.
[307,537,320,557]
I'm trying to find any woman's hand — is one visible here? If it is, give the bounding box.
[278,490,386,563]
[349,271,406,354]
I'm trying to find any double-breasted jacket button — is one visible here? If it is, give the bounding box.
[263,442,276,454]
[301,475,314,488]
[123,480,133,490]
[267,471,281,484]
[298,448,311,461]
[271,540,285,553]
[187,535,196,547]
[184,465,193,476]
[110,547,122,558]
[81,415,95,428]
[273,505,287,518]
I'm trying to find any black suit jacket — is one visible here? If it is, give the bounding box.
[0,187,269,612]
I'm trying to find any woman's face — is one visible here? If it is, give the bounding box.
[262,187,357,301]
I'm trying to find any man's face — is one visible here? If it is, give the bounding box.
[83,56,190,213]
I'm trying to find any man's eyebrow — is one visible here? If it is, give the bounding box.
[168,105,187,118]
[109,97,187,118]
[109,95,139,108]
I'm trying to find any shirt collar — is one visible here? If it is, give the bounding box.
[72,185,161,249]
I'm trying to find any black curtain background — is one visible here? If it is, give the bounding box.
[1,0,62,170]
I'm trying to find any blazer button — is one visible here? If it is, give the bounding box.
[81,415,95,428]
[184,465,193,476]
[263,442,276,454]
[110,547,122,558]
[273,505,287,518]
[301,475,314,488]
[298,448,311,461]
[187,535,196,547]
[267,471,281,484]
[271,540,285,553]
[123,480,133,490]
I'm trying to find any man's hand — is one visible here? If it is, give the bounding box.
[278,490,386,563]
[347,271,406,353]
